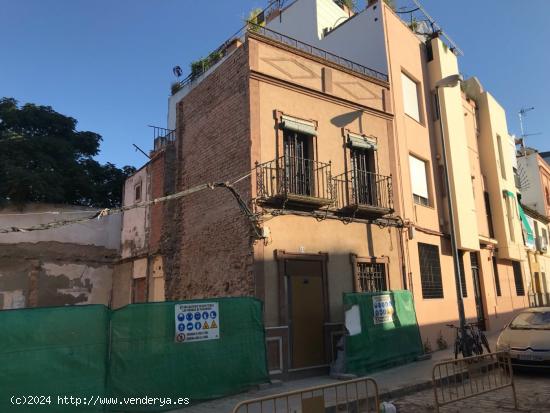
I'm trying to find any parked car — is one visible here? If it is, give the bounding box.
[496,307,550,368]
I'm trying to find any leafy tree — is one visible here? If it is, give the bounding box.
[0,98,135,207]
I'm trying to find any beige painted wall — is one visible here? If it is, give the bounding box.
[250,37,400,327]
[463,78,524,261]
[427,38,478,251]
[261,215,401,326]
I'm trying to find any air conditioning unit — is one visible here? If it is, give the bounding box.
[536,237,548,252]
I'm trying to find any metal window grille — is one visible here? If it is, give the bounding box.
[512,261,525,296]
[356,262,387,293]
[418,243,444,299]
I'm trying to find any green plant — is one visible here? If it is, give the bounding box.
[189,50,224,80]
[408,17,419,32]
[0,97,135,207]
[246,8,265,32]
[170,82,182,95]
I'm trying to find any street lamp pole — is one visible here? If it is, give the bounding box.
[434,74,467,336]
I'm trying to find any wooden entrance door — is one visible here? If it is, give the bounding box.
[286,259,326,369]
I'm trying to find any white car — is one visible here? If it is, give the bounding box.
[496,307,550,368]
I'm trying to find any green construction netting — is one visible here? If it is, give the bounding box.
[0,297,268,413]
[108,298,268,412]
[344,290,423,375]
[0,305,109,413]
[517,201,535,245]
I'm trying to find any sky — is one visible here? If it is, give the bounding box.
[1,0,549,168]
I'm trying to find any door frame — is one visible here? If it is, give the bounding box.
[275,250,330,370]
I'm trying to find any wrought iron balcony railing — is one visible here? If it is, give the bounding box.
[333,170,393,217]
[149,125,176,151]
[256,156,334,208]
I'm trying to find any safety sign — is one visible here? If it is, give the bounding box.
[372,294,394,325]
[175,302,220,343]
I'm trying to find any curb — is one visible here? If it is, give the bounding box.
[379,380,434,400]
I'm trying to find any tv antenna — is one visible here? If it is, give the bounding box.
[518,107,541,155]
[410,0,464,56]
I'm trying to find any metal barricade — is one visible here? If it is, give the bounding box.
[232,377,379,413]
[432,351,517,412]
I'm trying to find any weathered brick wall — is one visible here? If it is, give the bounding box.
[165,44,255,300]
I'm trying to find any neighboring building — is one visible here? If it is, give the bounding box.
[517,148,550,218]
[462,78,530,331]
[0,203,121,309]
[523,205,550,306]
[540,151,550,166]
[111,128,175,308]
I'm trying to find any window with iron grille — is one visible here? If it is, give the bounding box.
[283,129,313,197]
[418,243,444,299]
[354,260,387,293]
[512,261,525,296]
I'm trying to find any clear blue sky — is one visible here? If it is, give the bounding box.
[1,0,548,168]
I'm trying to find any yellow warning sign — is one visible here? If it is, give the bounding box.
[203,321,209,330]
[210,320,217,329]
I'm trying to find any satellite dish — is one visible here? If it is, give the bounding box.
[172,66,183,78]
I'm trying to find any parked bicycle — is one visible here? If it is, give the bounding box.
[447,322,491,359]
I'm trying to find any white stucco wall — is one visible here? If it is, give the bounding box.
[518,152,545,214]
[267,0,328,45]
[318,4,388,75]
[267,0,388,76]
[0,203,121,249]
[121,166,149,259]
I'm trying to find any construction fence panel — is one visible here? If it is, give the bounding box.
[0,305,110,413]
[432,351,517,413]
[344,290,423,375]
[108,297,269,412]
[232,377,379,413]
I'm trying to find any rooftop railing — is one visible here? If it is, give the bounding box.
[252,24,389,82]
[174,22,389,92]
[149,125,176,151]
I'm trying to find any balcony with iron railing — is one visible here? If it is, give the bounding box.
[333,170,393,218]
[149,125,176,151]
[256,156,334,208]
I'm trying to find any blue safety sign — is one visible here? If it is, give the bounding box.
[175,302,220,343]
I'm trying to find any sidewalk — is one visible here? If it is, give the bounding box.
[170,332,499,412]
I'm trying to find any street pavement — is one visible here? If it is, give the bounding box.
[169,332,547,412]
[393,369,550,412]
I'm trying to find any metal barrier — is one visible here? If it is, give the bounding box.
[432,351,517,412]
[232,377,379,413]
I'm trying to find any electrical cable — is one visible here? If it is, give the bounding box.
[0,169,257,234]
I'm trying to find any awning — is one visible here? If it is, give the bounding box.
[348,132,377,150]
[517,201,535,246]
[280,115,317,136]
